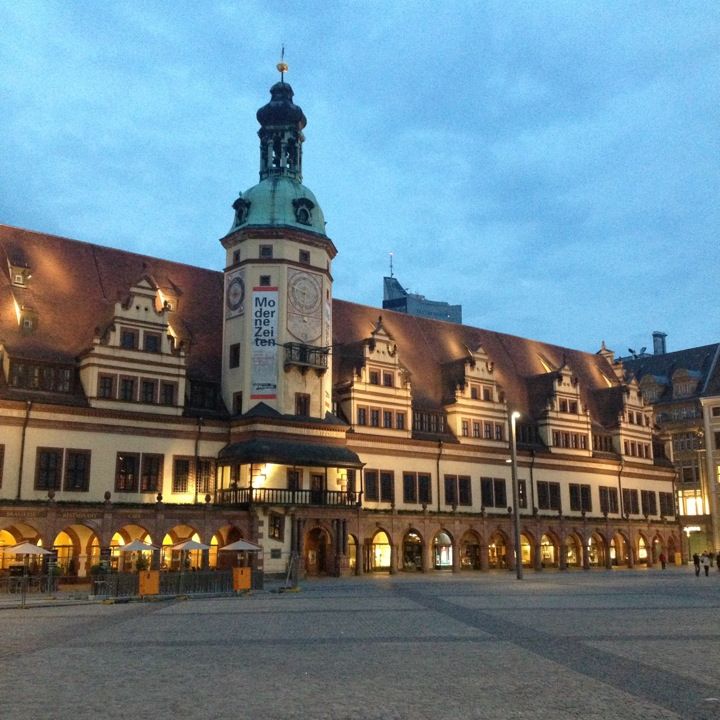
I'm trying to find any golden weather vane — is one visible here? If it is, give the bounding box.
[277,44,288,80]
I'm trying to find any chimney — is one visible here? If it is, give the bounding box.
[652,331,667,355]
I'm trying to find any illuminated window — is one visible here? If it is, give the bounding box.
[115,453,139,493]
[140,454,163,493]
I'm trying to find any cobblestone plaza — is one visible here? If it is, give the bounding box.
[2,569,719,719]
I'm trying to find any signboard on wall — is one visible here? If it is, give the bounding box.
[251,286,278,399]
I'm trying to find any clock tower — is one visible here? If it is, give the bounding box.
[220,69,337,419]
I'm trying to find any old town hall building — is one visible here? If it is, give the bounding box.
[0,74,680,580]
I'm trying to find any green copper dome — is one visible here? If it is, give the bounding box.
[229,176,326,235]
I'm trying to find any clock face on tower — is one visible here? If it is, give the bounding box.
[288,272,321,315]
[226,276,245,312]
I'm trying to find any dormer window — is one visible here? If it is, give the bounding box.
[9,261,32,287]
[232,197,251,226]
[292,198,315,226]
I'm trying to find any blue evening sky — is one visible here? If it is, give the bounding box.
[1,1,718,355]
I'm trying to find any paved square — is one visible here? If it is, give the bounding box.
[1,568,719,719]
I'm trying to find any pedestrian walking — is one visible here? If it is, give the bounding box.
[702,552,710,576]
[693,552,701,576]
[659,552,666,570]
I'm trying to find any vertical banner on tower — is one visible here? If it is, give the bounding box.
[251,286,278,399]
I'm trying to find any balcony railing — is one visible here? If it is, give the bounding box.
[216,487,358,507]
[284,343,328,372]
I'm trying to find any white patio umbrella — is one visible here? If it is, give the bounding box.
[173,539,210,551]
[120,540,158,552]
[9,542,51,556]
[219,539,262,552]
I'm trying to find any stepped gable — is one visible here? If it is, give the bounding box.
[0,224,224,382]
[332,298,622,423]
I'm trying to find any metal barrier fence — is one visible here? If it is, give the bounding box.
[0,574,59,596]
[92,570,236,598]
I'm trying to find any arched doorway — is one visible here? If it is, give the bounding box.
[610,532,630,567]
[214,525,244,570]
[540,533,558,568]
[637,535,649,565]
[587,533,606,567]
[403,531,423,571]
[667,535,677,564]
[433,531,453,569]
[460,531,481,570]
[0,524,43,572]
[347,534,357,571]
[564,533,582,567]
[305,526,331,575]
[54,524,100,577]
[370,530,391,571]
[161,526,203,570]
[488,532,507,569]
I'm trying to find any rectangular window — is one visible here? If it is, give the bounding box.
[160,382,176,406]
[64,450,91,492]
[494,478,507,508]
[369,370,380,385]
[641,490,657,516]
[444,475,457,506]
[268,512,285,541]
[482,386,492,401]
[518,479,527,509]
[484,422,493,439]
[35,448,63,491]
[495,423,504,440]
[259,244,273,259]
[98,374,115,399]
[364,470,378,501]
[120,328,139,349]
[141,379,157,404]
[172,458,191,493]
[396,412,405,430]
[659,491,675,517]
[461,419,469,437]
[299,249,310,264]
[622,488,640,515]
[287,469,301,491]
[569,483,592,512]
[370,409,380,427]
[470,385,479,399]
[382,372,393,387]
[599,486,619,514]
[115,453,139,493]
[403,473,417,504]
[537,481,561,511]
[144,332,161,353]
[418,473,431,504]
[259,275,271,287]
[119,376,136,402]
[458,476,472,506]
[229,343,240,369]
[383,411,393,428]
[139,454,163,493]
[480,477,506,508]
[232,392,243,414]
[357,407,367,425]
[473,421,481,438]
[295,392,310,416]
[196,458,215,495]
[380,471,394,503]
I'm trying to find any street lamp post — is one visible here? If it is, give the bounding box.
[510,410,523,580]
